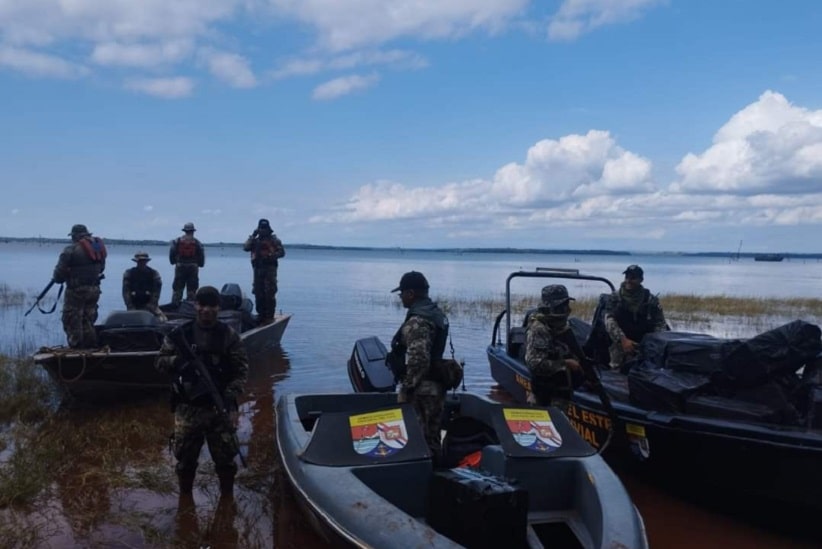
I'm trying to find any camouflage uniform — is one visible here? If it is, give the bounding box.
[604,282,667,369]
[169,226,205,306]
[155,317,248,494]
[243,221,285,324]
[525,312,578,410]
[122,263,163,315]
[391,296,448,461]
[52,226,105,348]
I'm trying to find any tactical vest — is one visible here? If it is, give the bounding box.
[251,238,281,268]
[67,240,105,287]
[612,289,655,341]
[126,268,157,303]
[386,298,449,381]
[174,321,233,407]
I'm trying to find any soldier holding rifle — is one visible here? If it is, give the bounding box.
[155,286,249,499]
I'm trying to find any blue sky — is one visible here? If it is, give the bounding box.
[2,0,822,253]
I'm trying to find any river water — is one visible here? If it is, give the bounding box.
[1,242,820,547]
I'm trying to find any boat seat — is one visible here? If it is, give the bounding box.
[103,310,160,328]
[508,327,526,359]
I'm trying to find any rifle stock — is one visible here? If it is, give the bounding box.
[24,279,57,317]
[578,356,618,453]
[169,327,247,467]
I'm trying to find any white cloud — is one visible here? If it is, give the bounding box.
[0,45,88,77]
[269,0,528,52]
[674,91,822,194]
[312,73,379,100]
[314,94,822,241]
[91,40,193,68]
[125,76,194,98]
[143,205,154,212]
[271,49,427,79]
[201,50,257,88]
[548,0,665,41]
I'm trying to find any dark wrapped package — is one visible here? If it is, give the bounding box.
[427,467,529,548]
[722,320,822,387]
[628,362,711,413]
[639,331,739,374]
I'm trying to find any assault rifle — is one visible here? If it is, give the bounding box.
[24,279,63,317]
[562,331,619,453]
[168,327,247,468]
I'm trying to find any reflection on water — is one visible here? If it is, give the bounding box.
[4,244,822,546]
[11,347,323,548]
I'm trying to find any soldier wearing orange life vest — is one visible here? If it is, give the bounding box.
[169,222,205,307]
[52,224,107,348]
[242,219,285,325]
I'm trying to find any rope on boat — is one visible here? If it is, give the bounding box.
[43,345,112,384]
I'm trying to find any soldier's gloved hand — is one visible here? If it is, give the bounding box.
[397,387,411,403]
[621,337,638,353]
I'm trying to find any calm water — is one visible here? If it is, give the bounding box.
[1,242,821,547]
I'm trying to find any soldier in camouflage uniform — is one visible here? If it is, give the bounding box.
[52,224,106,348]
[169,222,205,307]
[122,251,165,320]
[155,286,249,499]
[604,265,667,370]
[242,219,285,325]
[386,271,449,464]
[524,285,584,410]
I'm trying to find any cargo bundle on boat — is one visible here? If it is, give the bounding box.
[486,268,822,511]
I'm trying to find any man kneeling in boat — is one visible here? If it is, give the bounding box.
[524,285,584,410]
[604,264,667,370]
[122,251,166,321]
[155,286,249,499]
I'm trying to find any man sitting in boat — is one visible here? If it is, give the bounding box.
[524,284,584,410]
[387,271,449,465]
[604,264,667,370]
[122,251,166,321]
[155,286,249,500]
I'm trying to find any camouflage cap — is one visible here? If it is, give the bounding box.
[132,251,151,262]
[623,264,644,279]
[182,222,196,232]
[541,284,575,307]
[68,224,90,236]
[257,218,272,231]
[195,285,221,306]
[391,271,429,293]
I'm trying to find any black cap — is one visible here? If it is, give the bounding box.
[195,286,221,306]
[623,265,644,279]
[257,219,272,231]
[541,285,575,307]
[68,224,89,236]
[391,271,429,293]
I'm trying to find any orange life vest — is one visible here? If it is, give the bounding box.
[177,238,198,259]
[78,236,107,262]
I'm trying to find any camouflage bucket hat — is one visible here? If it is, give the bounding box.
[132,251,151,262]
[68,224,89,236]
[182,222,196,232]
[541,284,575,307]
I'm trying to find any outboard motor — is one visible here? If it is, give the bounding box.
[220,283,244,310]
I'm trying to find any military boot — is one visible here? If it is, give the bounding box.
[177,469,196,495]
[217,470,235,499]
